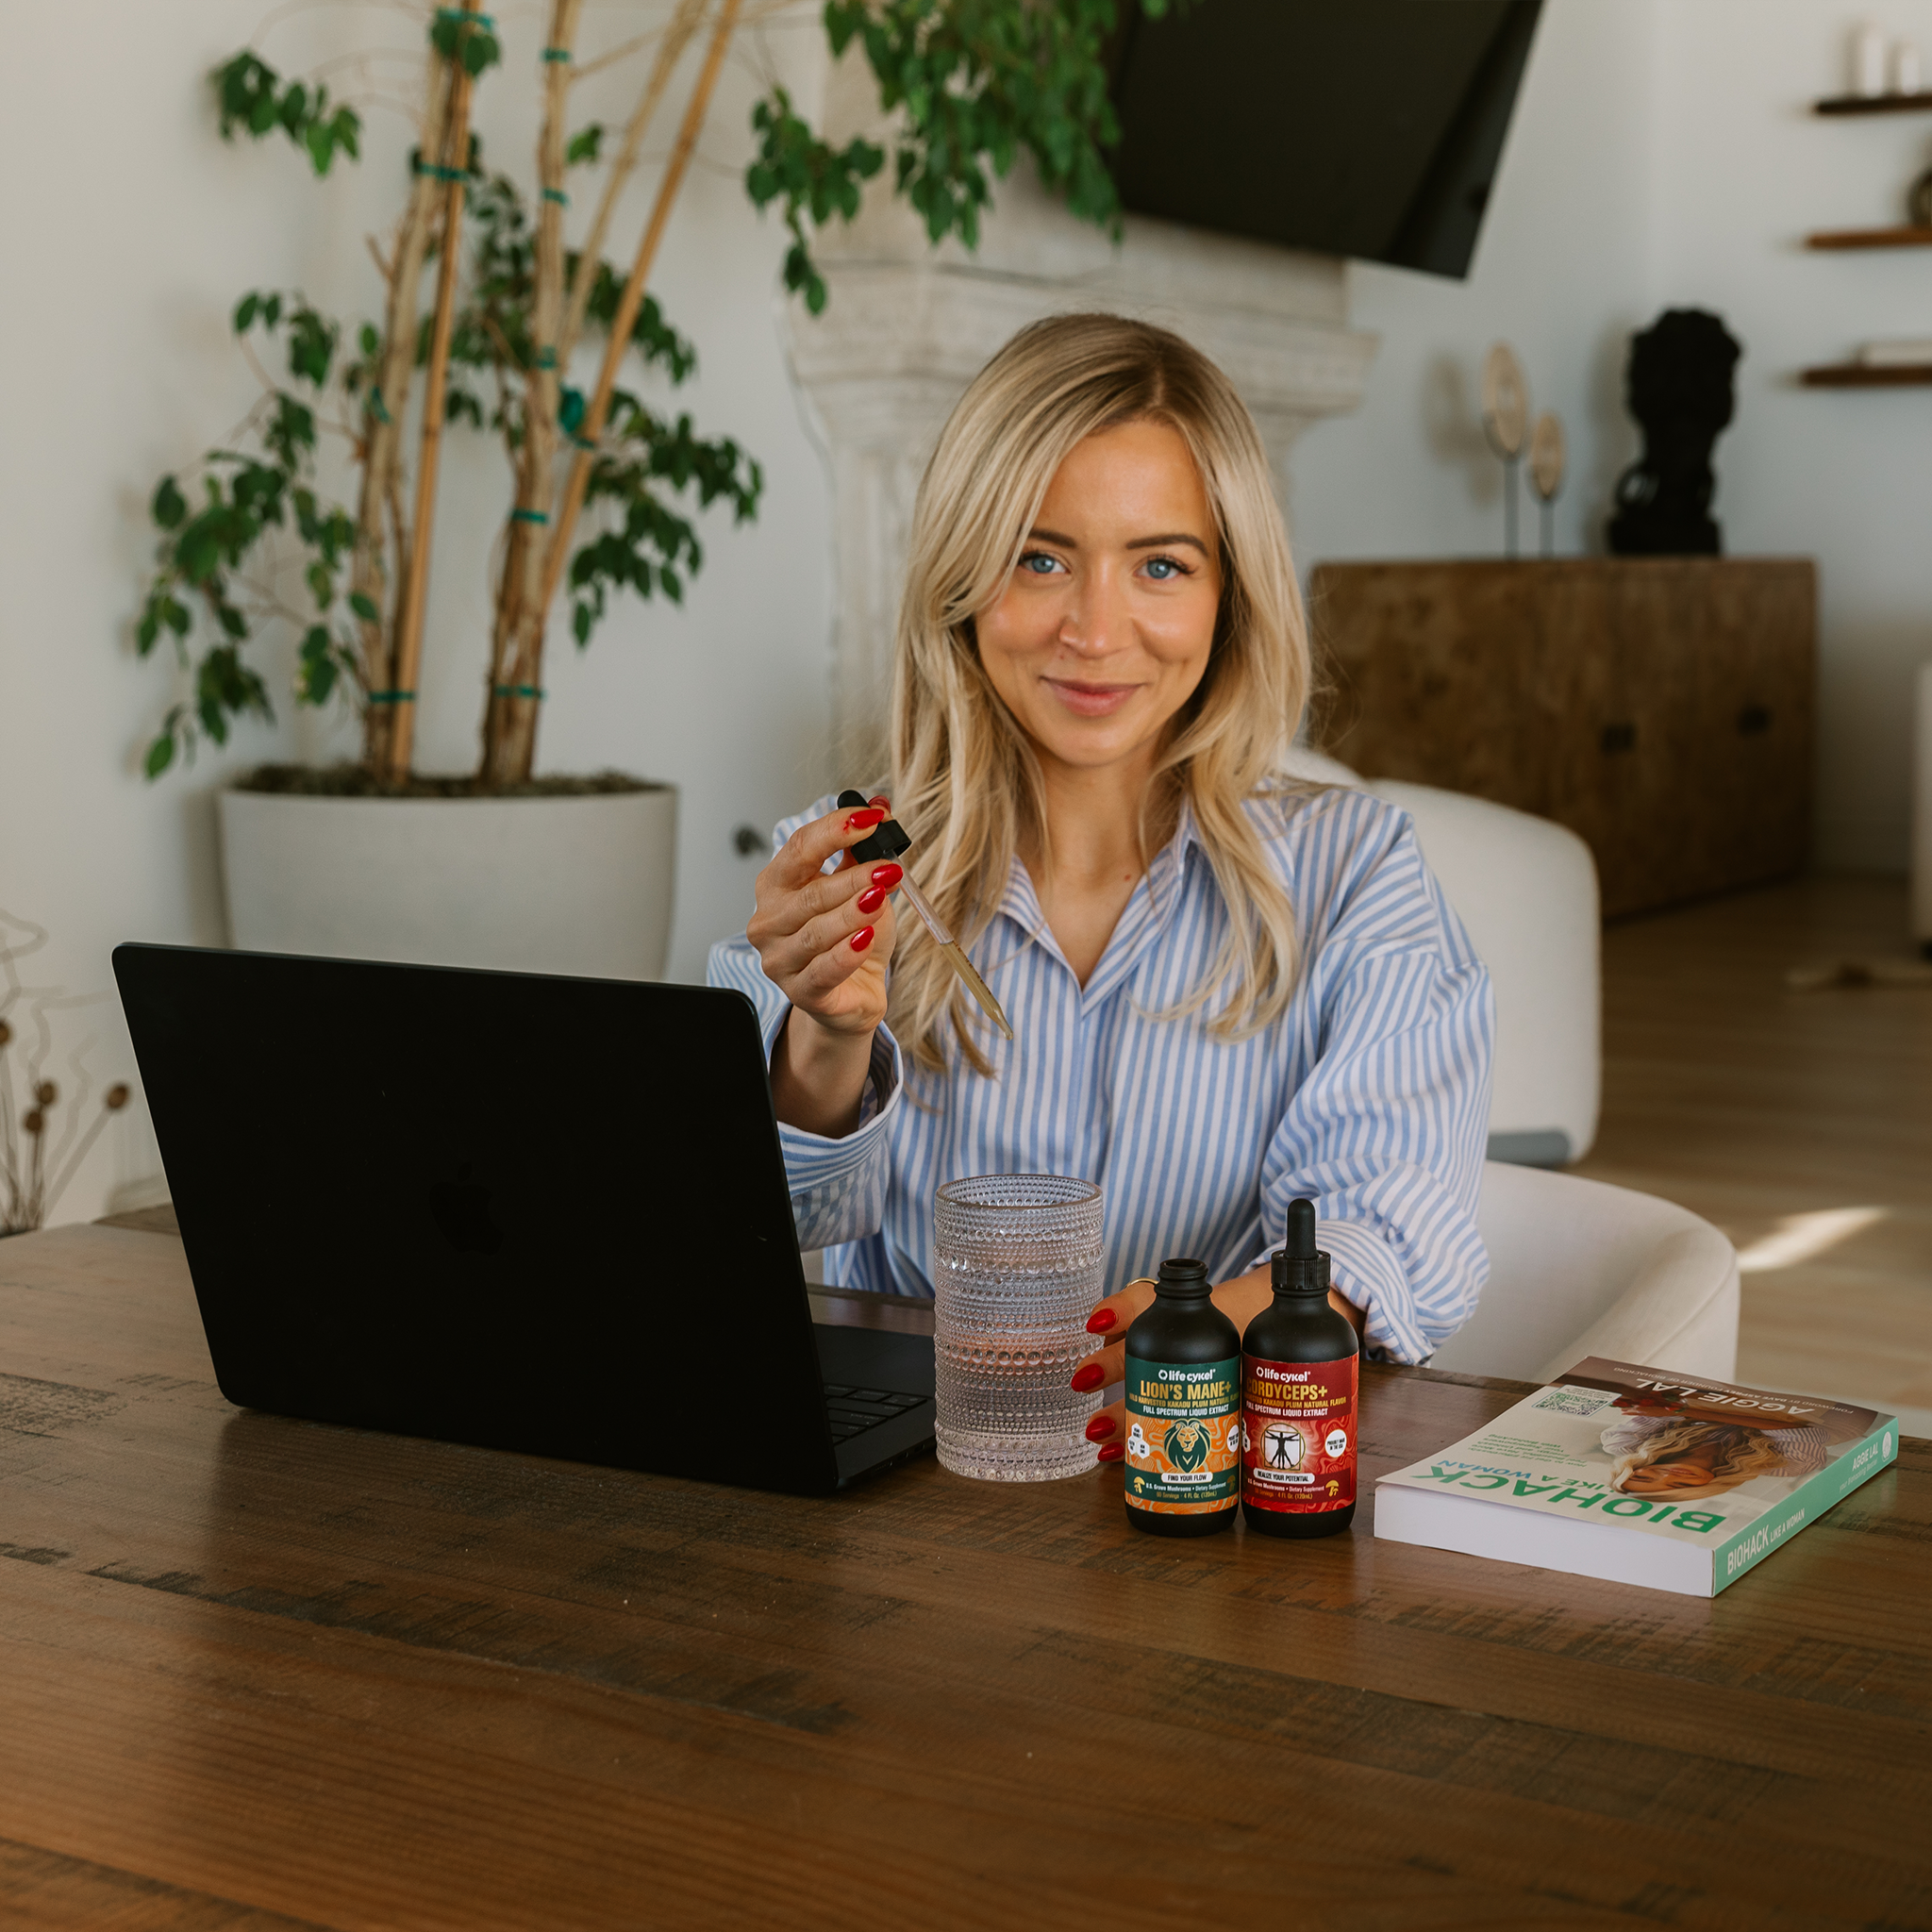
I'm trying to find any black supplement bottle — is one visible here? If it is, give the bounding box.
[1241,1199,1359,1539]
[1122,1257,1241,1538]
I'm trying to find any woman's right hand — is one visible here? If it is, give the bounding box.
[750,799,904,1134]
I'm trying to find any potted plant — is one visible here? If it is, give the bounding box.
[130,0,1178,979]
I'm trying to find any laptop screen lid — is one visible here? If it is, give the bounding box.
[113,943,841,1494]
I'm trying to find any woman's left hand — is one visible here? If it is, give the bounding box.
[1073,1266,1366,1465]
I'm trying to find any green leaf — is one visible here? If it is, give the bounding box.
[567,124,604,166]
[359,323,380,357]
[296,625,339,704]
[152,476,187,530]
[349,591,379,623]
[233,291,259,333]
[144,733,175,780]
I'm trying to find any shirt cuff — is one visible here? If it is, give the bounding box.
[1248,1218,1429,1364]
[765,1007,902,1193]
[1320,1218,1429,1364]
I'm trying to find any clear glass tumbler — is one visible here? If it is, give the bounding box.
[931,1174,1106,1482]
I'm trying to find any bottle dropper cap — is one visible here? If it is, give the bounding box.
[838,789,912,864]
[1271,1198,1330,1296]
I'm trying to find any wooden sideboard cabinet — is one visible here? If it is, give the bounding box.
[1307,558,1817,918]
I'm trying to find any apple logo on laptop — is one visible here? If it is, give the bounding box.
[429,1163,503,1257]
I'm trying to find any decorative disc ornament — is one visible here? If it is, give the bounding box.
[1529,411,1566,502]
[1482,342,1530,459]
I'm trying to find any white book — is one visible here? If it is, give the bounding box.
[1375,1357,1898,1597]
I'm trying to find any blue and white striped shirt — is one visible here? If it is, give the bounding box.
[708,783,1492,1363]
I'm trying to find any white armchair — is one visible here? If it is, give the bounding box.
[1283,748,1601,1165]
[1432,1161,1740,1383]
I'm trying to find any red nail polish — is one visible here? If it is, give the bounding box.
[1096,1441,1124,1464]
[849,926,874,953]
[1085,1307,1116,1334]
[1070,1361,1105,1392]
[870,863,904,890]
[857,884,887,914]
[843,808,886,831]
[1084,1413,1116,1441]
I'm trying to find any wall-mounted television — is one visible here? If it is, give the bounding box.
[1108,0,1544,280]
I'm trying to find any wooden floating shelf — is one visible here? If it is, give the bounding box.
[1806,224,1932,248]
[1816,90,1932,114]
[1801,362,1932,386]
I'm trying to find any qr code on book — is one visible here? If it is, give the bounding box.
[1532,1387,1614,1418]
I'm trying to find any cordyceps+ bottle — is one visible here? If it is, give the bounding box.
[1123,1257,1241,1538]
[1241,1198,1358,1539]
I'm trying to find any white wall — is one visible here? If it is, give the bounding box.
[1293,0,1932,873]
[5,0,1925,1225]
[1291,0,1660,572]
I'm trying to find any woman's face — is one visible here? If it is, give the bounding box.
[974,419,1224,776]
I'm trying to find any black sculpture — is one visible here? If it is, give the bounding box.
[1607,308,1741,556]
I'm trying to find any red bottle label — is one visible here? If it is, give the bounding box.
[1242,1355,1357,1512]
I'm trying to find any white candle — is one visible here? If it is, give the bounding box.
[1896,39,1923,95]
[1853,19,1887,95]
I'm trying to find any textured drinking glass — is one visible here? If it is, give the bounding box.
[931,1174,1106,1482]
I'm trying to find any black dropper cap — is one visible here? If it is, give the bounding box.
[837,789,911,865]
[1270,1198,1331,1297]
[1154,1256,1212,1299]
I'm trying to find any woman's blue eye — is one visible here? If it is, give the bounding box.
[1019,551,1064,575]
[1142,556,1187,581]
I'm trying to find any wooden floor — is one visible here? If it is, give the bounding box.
[1571,873,1932,1430]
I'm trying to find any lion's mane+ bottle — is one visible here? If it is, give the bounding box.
[1241,1198,1358,1538]
[1122,1257,1241,1538]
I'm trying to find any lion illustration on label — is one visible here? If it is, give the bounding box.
[1162,1420,1212,1474]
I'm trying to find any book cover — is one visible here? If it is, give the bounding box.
[1374,1357,1900,1596]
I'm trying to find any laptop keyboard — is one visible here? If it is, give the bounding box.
[823,1383,926,1442]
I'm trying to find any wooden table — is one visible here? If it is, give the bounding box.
[3,1220,1928,1931]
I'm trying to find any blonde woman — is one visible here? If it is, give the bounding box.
[709,313,1491,1461]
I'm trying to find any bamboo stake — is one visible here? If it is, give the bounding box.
[557,0,708,373]
[479,0,582,778]
[384,0,485,784]
[349,53,456,774]
[534,0,743,639]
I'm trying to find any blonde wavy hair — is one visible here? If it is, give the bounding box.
[888,311,1312,1075]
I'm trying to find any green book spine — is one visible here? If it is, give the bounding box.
[1709,1422,1900,1594]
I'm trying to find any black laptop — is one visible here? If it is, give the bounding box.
[112,943,935,1493]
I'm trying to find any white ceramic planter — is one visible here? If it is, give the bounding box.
[219,785,677,980]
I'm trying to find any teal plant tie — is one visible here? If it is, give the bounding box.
[414,159,471,183]
[492,685,545,700]
[366,690,416,705]
[541,45,572,61]
[368,386,391,425]
[558,387,586,435]
[541,187,569,206]
[510,508,548,525]
[535,346,558,370]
